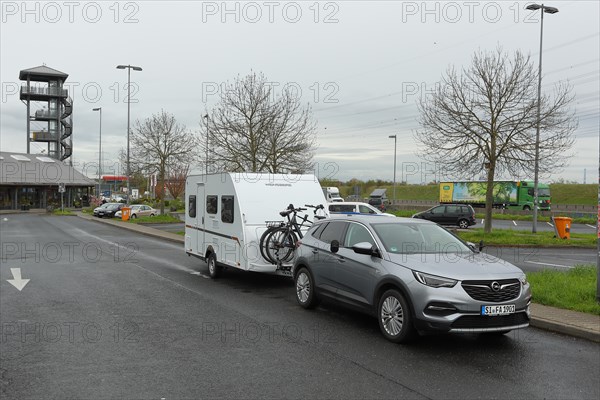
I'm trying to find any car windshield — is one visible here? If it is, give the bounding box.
[538,188,551,197]
[371,222,472,254]
[106,204,120,210]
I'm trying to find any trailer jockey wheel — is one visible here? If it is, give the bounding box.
[207,253,222,279]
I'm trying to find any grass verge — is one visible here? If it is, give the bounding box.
[457,228,597,248]
[53,209,75,216]
[527,265,600,315]
[128,214,182,224]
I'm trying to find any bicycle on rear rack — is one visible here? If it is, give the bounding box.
[259,204,325,267]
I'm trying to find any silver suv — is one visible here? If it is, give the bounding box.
[292,215,531,343]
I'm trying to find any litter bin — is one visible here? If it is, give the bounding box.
[121,207,131,221]
[553,216,572,239]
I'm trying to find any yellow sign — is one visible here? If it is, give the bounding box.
[439,183,454,202]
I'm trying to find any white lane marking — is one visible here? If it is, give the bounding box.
[512,220,517,226]
[546,222,554,227]
[585,224,596,229]
[525,261,573,269]
[481,219,484,224]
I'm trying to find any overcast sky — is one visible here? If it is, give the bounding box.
[1,0,598,184]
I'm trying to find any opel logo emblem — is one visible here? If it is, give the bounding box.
[491,281,501,292]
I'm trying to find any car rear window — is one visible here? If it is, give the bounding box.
[317,221,347,244]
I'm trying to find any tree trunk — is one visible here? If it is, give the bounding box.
[484,165,495,233]
[159,163,166,216]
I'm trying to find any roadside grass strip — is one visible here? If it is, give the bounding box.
[127,214,182,224]
[457,229,597,248]
[527,265,600,315]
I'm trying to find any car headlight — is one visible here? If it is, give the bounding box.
[519,274,528,286]
[413,271,457,288]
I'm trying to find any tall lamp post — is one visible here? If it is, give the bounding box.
[204,114,209,175]
[388,135,397,204]
[92,107,102,197]
[526,3,558,233]
[116,64,142,201]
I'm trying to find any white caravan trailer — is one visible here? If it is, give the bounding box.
[185,172,328,277]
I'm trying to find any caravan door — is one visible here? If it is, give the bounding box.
[196,182,206,256]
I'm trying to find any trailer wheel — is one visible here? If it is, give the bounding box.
[207,253,222,279]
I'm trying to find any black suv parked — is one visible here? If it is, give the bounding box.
[412,204,476,229]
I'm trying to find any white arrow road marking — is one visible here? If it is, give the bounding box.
[7,268,30,291]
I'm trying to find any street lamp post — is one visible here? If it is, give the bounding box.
[388,135,397,204]
[203,114,209,175]
[526,3,558,233]
[92,107,102,197]
[116,64,142,201]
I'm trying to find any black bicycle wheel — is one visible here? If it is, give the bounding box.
[265,227,297,264]
[259,226,279,264]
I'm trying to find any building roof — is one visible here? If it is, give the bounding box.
[19,65,69,82]
[0,152,95,186]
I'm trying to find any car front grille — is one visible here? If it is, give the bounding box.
[461,279,521,302]
[451,312,529,329]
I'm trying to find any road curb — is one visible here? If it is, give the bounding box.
[76,213,184,244]
[530,317,600,343]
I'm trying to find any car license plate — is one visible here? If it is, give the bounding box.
[481,305,515,316]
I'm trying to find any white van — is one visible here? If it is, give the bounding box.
[185,172,328,278]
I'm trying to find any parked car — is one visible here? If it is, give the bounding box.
[96,203,124,218]
[292,215,531,343]
[328,202,395,217]
[93,202,113,217]
[412,204,476,229]
[115,204,157,219]
[368,197,387,212]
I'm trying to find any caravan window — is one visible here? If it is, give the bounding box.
[188,195,196,218]
[206,195,218,214]
[221,196,234,223]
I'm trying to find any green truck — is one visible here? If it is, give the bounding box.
[439,181,551,211]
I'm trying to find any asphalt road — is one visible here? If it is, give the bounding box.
[1,214,599,399]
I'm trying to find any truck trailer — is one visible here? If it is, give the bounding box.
[439,181,551,211]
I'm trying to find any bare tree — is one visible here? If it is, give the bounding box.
[131,110,200,214]
[414,48,576,233]
[165,163,189,200]
[201,71,317,173]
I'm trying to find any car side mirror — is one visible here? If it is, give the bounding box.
[478,240,485,252]
[352,242,380,258]
[330,240,340,253]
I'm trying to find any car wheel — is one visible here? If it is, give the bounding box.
[130,214,136,219]
[207,253,222,279]
[378,289,415,343]
[294,267,319,309]
[150,213,155,217]
[458,219,469,229]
